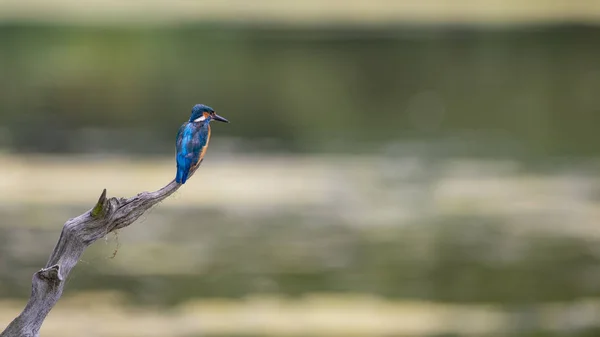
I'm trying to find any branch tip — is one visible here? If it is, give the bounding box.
[91,189,108,218]
[99,188,107,203]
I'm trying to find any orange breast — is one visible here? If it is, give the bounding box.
[194,125,211,169]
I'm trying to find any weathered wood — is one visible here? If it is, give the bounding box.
[1,165,200,337]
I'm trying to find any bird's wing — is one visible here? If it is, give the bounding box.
[176,123,195,174]
[176,123,210,177]
[187,129,204,166]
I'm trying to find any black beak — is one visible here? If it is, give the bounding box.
[212,113,229,123]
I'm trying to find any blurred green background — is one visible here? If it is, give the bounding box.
[2,1,600,336]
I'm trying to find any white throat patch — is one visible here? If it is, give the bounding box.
[194,115,207,122]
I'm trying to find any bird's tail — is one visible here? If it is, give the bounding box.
[175,167,188,184]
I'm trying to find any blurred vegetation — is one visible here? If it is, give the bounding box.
[1,24,600,156]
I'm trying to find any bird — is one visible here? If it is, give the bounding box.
[175,104,229,184]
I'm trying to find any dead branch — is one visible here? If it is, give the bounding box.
[0,164,199,337]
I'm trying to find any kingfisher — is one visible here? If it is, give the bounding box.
[175,104,229,184]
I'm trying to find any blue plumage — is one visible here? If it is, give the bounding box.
[175,104,229,184]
